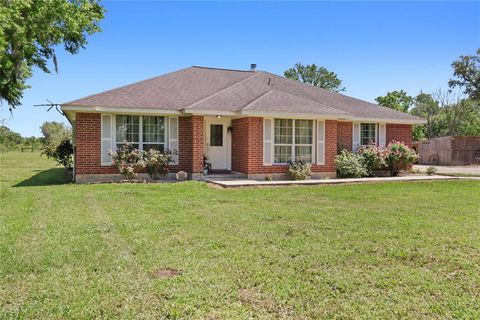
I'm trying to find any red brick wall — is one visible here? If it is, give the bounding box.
[231,117,263,173]
[178,115,204,173]
[232,117,337,174]
[386,124,412,146]
[337,121,352,152]
[74,113,204,176]
[75,113,117,174]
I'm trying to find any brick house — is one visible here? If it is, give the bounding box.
[61,66,425,182]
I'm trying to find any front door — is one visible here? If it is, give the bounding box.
[205,118,230,170]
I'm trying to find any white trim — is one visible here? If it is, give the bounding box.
[352,122,361,151]
[62,105,181,115]
[272,119,314,164]
[359,123,377,146]
[100,114,113,166]
[378,123,386,147]
[349,117,426,124]
[168,116,179,164]
[316,120,325,165]
[113,115,168,152]
[183,109,237,116]
[263,118,273,166]
[62,105,426,124]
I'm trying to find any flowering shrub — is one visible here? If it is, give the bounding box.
[143,148,174,180]
[335,141,417,178]
[381,141,418,176]
[109,144,144,180]
[287,160,312,180]
[357,145,384,176]
[334,150,368,178]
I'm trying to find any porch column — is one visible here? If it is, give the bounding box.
[179,115,204,178]
[231,117,263,174]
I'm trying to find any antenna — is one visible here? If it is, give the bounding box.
[34,99,65,116]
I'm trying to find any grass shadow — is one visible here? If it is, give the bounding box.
[13,168,72,187]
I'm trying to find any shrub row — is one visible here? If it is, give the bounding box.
[335,141,418,178]
[109,144,174,180]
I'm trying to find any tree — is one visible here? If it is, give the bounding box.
[0,125,22,150]
[375,90,414,113]
[284,63,345,92]
[449,49,480,100]
[434,90,480,136]
[410,92,441,139]
[0,0,105,110]
[40,121,71,158]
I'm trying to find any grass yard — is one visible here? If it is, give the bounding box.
[1,152,479,319]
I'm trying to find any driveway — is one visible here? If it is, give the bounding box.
[414,164,480,176]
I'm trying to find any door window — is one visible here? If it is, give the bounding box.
[210,124,223,146]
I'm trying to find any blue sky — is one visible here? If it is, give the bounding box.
[3,1,479,137]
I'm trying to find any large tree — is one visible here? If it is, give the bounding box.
[284,63,345,92]
[410,92,441,139]
[40,121,71,157]
[375,90,414,113]
[0,0,105,110]
[449,49,480,100]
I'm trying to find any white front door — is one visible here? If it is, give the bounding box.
[205,117,231,170]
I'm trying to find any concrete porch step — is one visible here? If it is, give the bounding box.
[202,173,247,181]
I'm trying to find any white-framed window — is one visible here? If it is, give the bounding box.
[115,115,166,152]
[360,123,377,146]
[273,119,313,163]
[142,116,166,152]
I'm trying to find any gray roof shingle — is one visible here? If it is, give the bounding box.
[63,66,424,122]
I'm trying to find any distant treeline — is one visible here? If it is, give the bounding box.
[0,121,71,154]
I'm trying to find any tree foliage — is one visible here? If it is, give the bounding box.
[40,121,71,158]
[410,90,480,139]
[410,93,441,139]
[0,124,41,151]
[43,138,73,168]
[448,48,480,100]
[375,90,414,112]
[0,0,105,109]
[284,63,345,92]
[0,125,22,150]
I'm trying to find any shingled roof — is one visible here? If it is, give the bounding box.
[63,66,424,122]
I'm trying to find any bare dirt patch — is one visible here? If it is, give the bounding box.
[152,268,183,279]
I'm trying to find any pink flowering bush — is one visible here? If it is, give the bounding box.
[335,141,417,177]
[357,144,385,176]
[143,148,174,180]
[109,143,144,180]
[381,141,418,176]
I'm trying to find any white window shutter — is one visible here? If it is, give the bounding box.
[379,123,386,147]
[316,120,325,165]
[353,123,361,151]
[263,118,273,166]
[169,116,179,164]
[101,114,113,165]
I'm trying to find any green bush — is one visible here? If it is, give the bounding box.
[382,141,418,176]
[52,139,73,169]
[109,144,145,180]
[143,148,174,180]
[287,160,312,180]
[357,145,384,176]
[426,165,438,175]
[334,150,368,178]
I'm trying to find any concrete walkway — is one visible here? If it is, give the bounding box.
[205,175,460,188]
[413,165,480,176]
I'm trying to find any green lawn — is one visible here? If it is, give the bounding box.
[1,152,479,319]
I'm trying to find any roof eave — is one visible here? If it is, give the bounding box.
[347,117,427,125]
